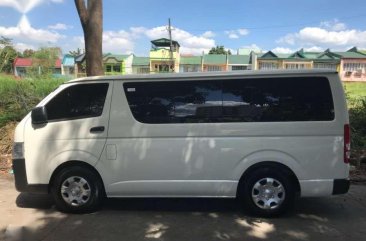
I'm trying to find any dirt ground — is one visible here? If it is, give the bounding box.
[1,175,366,241]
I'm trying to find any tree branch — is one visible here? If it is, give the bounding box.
[74,0,88,25]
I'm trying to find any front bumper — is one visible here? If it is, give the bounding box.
[12,158,48,193]
[332,179,350,195]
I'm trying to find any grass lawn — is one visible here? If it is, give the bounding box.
[344,82,366,100]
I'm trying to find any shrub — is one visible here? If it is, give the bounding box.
[349,98,366,150]
[0,75,65,127]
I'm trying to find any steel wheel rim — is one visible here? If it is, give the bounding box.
[251,177,285,210]
[61,176,91,207]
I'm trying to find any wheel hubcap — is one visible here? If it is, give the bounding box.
[61,176,91,207]
[251,177,285,210]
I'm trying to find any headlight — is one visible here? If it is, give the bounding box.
[12,142,24,159]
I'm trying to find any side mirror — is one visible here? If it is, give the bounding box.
[31,106,48,125]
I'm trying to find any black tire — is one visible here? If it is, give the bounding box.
[51,166,104,213]
[239,166,295,217]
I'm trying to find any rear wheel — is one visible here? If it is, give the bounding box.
[239,166,295,217]
[51,166,104,213]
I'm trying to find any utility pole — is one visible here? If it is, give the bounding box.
[167,18,174,72]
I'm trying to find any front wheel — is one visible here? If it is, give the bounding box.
[239,167,295,217]
[51,166,104,213]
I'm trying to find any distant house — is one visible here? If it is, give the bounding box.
[13,57,61,77]
[228,55,251,71]
[256,51,312,70]
[74,54,86,78]
[334,47,366,82]
[202,54,227,72]
[61,54,75,77]
[256,49,340,71]
[179,56,202,72]
[103,54,133,75]
[132,56,150,74]
[13,57,32,77]
[150,38,180,73]
[309,49,339,70]
[254,47,366,81]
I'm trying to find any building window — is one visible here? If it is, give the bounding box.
[314,63,337,70]
[113,64,121,73]
[231,66,248,71]
[284,63,310,69]
[138,67,150,74]
[259,62,278,70]
[181,65,200,72]
[207,66,223,72]
[343,63,366,72]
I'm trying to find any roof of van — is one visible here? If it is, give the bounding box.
[67,69,338,83]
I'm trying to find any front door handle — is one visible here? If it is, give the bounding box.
[90,126,105,133]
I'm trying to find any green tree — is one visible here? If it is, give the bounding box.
[22,49,35,58]
[0,36,18,73]
[28,47,59,77]
[209,45,232,55]
[69,48,84,57]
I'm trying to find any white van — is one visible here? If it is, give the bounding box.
[12,70,350,216]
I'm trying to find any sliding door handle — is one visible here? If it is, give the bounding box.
[90,126,105,133]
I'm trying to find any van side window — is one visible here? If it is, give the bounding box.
[46,83,109,121]
[222,77,334,122]
[123,81,222,123]
[124,77,334,124]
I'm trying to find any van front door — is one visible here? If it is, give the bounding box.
[23,82,113,185]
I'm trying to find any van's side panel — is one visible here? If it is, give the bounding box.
[98,74,348,198]
[23,81,113,184]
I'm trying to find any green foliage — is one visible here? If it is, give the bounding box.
[22,49,35,58]
[69,48,83,57]
[208,46,232,55]
[348,98,366,150]
[343,82,366,101]
[0,36,18,73]
[27,47,60,78]
[343,82,366,149]
[0,75,65,127]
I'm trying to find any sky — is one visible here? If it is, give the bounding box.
[1,0,366,56]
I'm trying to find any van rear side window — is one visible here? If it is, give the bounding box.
[123,77,334,124]
[46,83,109,121]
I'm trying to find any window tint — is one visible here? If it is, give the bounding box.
[124,77,334,124]
[124,81,222,123]
[222,77,334,122]
[46,83,109,121]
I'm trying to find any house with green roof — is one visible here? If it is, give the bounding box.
[202,54,228,72]
[132,56,150,74]
[228,55,251,71]
[257,50,314,70]
[256,49,341,71]
[310,49,339,70]
[103,54,133,75]
[334,47,366,81]
[255,47,366,81]
[149,38,180,73]
[179,56,202,72]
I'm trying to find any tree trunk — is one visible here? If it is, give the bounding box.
[75,0,103,76]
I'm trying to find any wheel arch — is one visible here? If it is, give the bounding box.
[236,161,301,197]
[48,160,106,196]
